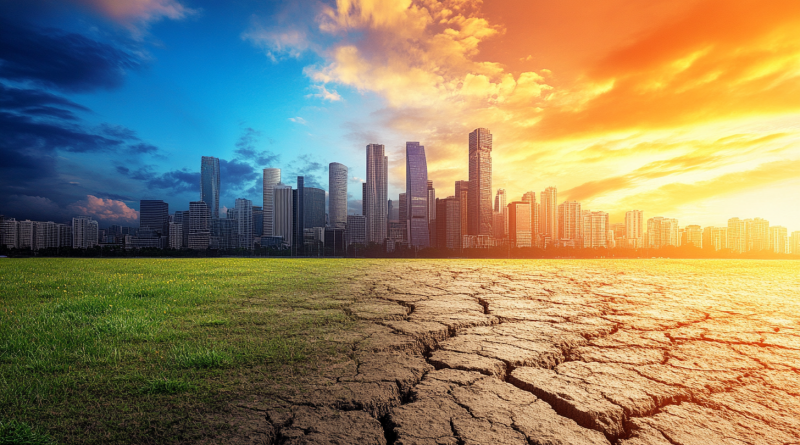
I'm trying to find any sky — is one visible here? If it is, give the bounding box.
[1,0,799,231]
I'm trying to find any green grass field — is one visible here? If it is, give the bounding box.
[0,258,363,444]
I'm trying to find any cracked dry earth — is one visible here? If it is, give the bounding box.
[236,260,800,445]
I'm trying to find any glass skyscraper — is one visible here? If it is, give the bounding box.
[262,168,281,237]
[405,142,429,248]
[468,128,492,236]
[139,200,169,236]
[200,156,220,219]
[328,162,348,228]
[365,144,388,243]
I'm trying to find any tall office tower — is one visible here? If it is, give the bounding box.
[398,192,408,240]
[328,163,348,228]
[168,222,183,249]
[362,182,368,216]
[292,177,305,249]
[539,187,558,246]
[346,215,367,246]
[625,210,644,248]
[684,225,703,248]
[468,128,493,236]
[252,206,263,238]
[647,217,679,248]
[492,212,505,239]
[768,226,788,253]
[727,217,748,253]
[262,168,281,237]
[427,181,436,247]
[18,220,34,249]
[433,198,456,249]
[790,231,800,254]
[455,180,470,248]
[273,184,293,247]
[750,218,770,251]
[405,142,430,248]
[558,201,582,244]
[139,200,169,236]
[702,226,727,251]
[522,192,538,242]
[508,202,532,248]
[72,216,98,249]
[365,144,388,243]
[494,188,507,237]
[201,156,220,219]
[1,218,18,249]
[583,211,610,248]
[303,187,326,229]
[387,200,396,221]
[188,201,210,250]
[180,210,190,247]
[234,198,253,249]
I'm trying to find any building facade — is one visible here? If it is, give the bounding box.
[768,226,788,253]
[648,217,679,248]
[683,225,703,248]
[468,128,493,236]
[200,156,220,219]
[365,144,388,243]
[508,201,532,248]
[405,142,430,248]
[625,210,644,248]
[328,163,348,228]
[558,200,582,244]
[583,211,609,248]
[188,201,210,250]
[140,200,169,237]
[303,187,326,229]
[540,187,558,246]
[455,180,470,248]
[234,198,253,249]
[262,168,281,237]
[435,197,461,250]
[346,215,367,246]
[273,184,293,247]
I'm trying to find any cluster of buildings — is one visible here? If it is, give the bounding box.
[2,127,798,256]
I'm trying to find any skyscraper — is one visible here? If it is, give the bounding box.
[293,177,305,250]
[262,168,281,237]
[684,225,703,248]
[304,187,326,229]
[625,210,644,248]
[201,156,220,219]
[750,218,769,251]
[234,198,253,249]
[455,180,469,248]
[494,188,507,238]
[436,197,461,249]
[427,180,436,248]
[727,217,749,253]
[522,191,537,245]
[768,226,788,253]
[703,226,727,251]
[648,217,679,248]
[139,200,169,236]
[468,128,492,236]
[558,201,582,244]
[346,215,367,246]
[188,201,210,250]
[540,186,558,246]
[583,211,609,248]
[406,142,429,248]
[72,216,98,249]
[508,201,532,248]
[328,163,348,228]
[273,184,293,247]
[790,231,800,254]
[365,144,388,243]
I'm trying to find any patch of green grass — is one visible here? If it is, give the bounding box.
[0,419,54,445]
[0,258,370,444]
[139,377,194,395]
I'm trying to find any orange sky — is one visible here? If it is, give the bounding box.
[277,0,800,227]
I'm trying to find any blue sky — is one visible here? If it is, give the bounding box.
[0,0,385,224]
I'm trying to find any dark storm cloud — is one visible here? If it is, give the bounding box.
[0,19,142,92]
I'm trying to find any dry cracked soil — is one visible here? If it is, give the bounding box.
[225,261,800,445]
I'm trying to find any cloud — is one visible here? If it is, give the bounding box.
[233,127,280,165]
[305,85,342,101]
[0,19,144,92]
[288,117,308,125]
[67,194,139,223]
[72,0,195,26]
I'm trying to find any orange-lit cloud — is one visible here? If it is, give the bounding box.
[68,195,139,222]
[258,0,800,226]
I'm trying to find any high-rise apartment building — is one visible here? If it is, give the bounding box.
[273,184,293,247]
[558,201,582,244]
[768,226,788,253]
[188,201,210,250]
[702,226,727,251]
[436,197,461,250]
[365,144,388,243]
[200,156,220,219]
[72,216,98,249]
[494,189,507,238]
[427,180,436,247]
[522,192,538,245]
[750,218,769,251]
[468,128,492,236]
[33,221,59,250]
[455,180,470,248]
[727,217,750,253]
[508,201,532,248]
[790,231,800,255]
[540,187,558,246]
[625,210,644,248]
[406,142,430,248]
[234,198,253,249]
[582,211,609,248]
[18,220,34,250]
[328,163,348,228]
[139,200,169,236]
[169,222,183,249]
[262,168,281,237]
[648,217,679,248]
[1,218,18,249]
[346,215,367,246]
[252,206,263,238]
[304,187,326,229]
[398,192,408,241]
[292,177,305,250]
[683,225,703,248]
